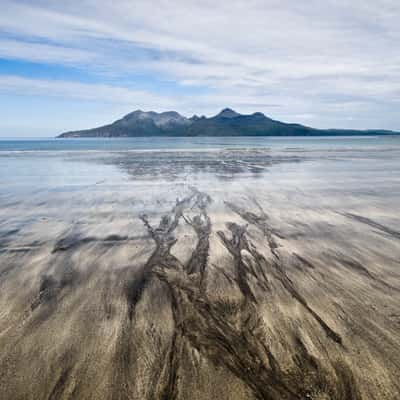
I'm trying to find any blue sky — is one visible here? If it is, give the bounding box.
[0,0,399,137]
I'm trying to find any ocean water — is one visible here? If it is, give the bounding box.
[1,135,399,152]
[1,135,400,194]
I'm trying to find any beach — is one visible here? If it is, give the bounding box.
[0,137,400,399]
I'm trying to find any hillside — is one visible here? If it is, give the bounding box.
[58,108,397,137]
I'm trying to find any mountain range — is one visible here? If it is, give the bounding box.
[58,108,398,137]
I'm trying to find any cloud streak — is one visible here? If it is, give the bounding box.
[0,75,183,112]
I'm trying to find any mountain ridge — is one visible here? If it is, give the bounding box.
[58,109,398,137]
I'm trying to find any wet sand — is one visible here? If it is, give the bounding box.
[0,146,400,399]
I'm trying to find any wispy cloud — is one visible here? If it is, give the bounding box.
[0,39,95,65]
[0,75,179,108]
[1,0,399,132]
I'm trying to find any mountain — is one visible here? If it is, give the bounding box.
[214,108,242,119]
[58,109,398,137]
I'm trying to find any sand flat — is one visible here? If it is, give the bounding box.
[0,143,400,399]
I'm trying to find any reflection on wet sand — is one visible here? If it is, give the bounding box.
[0,147,400,399]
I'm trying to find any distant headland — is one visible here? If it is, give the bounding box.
[58,108,398,137]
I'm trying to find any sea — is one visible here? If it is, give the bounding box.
[1,136,400,216]
[1,135,399,152]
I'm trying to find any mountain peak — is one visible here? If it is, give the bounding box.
[215,108,241,118]
[120,110,189,128]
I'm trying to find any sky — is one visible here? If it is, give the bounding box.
[0,0,399,137]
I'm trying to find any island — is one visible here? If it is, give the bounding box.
[58,108,398,137]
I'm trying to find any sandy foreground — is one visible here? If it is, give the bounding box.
[0,148,400,399]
